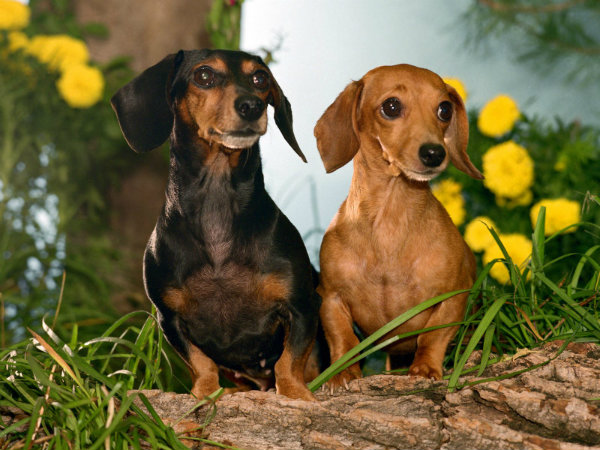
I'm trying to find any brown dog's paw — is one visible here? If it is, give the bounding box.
[324,364,362,393]
[408,361,442,380]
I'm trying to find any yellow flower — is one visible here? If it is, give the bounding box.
[496,189,533,209]
[0,0,30,30]
[27,34,89,72]
[530,198,581,236]
[554,155,567,172]
[483,233,532,284]
[483,141,534,200]
[56,64,104,108]
[432,179,466,226]
[478,94,520,138]
[7,30,29,52]
[443,78,467,102]
[464,216,496,252]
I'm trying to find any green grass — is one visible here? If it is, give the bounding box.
[1,208,599,449]
[0,309,226,449]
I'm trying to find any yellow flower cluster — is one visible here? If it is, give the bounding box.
[482,141,534,203]
[7,30,28,52]
[464,216,496,252]
[443,78,467,102]
[3,27,105,109]
[56,64,105,109]
[478,94,520,138]
[464,216,532,284]
[27,34,90,72]
[432,179,466,226]
[482,233,532,284]
[0,0,30,30]
[530,198,581,236]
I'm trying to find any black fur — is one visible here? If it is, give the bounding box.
[111,49,320,391]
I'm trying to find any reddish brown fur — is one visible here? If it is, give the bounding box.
[315,64,483,387]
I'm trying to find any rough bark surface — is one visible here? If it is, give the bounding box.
[133,341,600,450]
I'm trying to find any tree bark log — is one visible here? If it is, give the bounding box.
[134,341,600,450]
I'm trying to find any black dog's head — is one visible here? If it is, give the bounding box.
[111,49,305,161]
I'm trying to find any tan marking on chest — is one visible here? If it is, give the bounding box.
[162,264,292,312]
[256,273,291,303]
[163,287,191,313]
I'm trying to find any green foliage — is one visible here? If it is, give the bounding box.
[463,0,600,85]
[0,310,227,449]
[0,0,136,343]
[440,109,600,284]
[207,0,243,50]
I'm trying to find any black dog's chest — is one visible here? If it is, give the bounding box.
[179,265,290,376]
[169,260,291,367]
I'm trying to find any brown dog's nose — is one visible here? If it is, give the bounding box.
[418,144,446,168]
[235,95,265,122]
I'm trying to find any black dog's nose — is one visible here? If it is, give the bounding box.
[235,95,265,122]
[418,144,446,168]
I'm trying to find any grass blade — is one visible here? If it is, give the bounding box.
[28,328,84,390]
[448,294,510,391]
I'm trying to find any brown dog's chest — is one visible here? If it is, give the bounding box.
[322,204,470,336]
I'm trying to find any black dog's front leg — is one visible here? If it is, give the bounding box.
[145,249,221,400]
[157,309,221,399]
[274,293,320,401]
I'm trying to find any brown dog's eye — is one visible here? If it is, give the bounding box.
[251,70,270,90]
[437,101,453,122]
[194,67,216,87]
[381,97,403,119]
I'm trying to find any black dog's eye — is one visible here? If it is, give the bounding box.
[381,97,403,119]
[251,70,270,90]
[194,66,216,87]
[437,101,453,122]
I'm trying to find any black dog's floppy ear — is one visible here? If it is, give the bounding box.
[267,73,307,163]
[111,53,181,153]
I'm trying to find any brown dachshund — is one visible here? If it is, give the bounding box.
[111,49,320,401]
[314,64,483,388]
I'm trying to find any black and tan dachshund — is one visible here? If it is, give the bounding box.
[111,49,321,401]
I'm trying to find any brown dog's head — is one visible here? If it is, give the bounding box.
[111,49,305,161]
[314,64,482,181]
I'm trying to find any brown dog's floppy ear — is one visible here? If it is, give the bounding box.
[314,80,363,173]
[111,53,180,153]
[444,85,484,180]
[268,75,306,163]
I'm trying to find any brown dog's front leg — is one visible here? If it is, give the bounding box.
[318,289,362,390]
[408,291,467,380]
